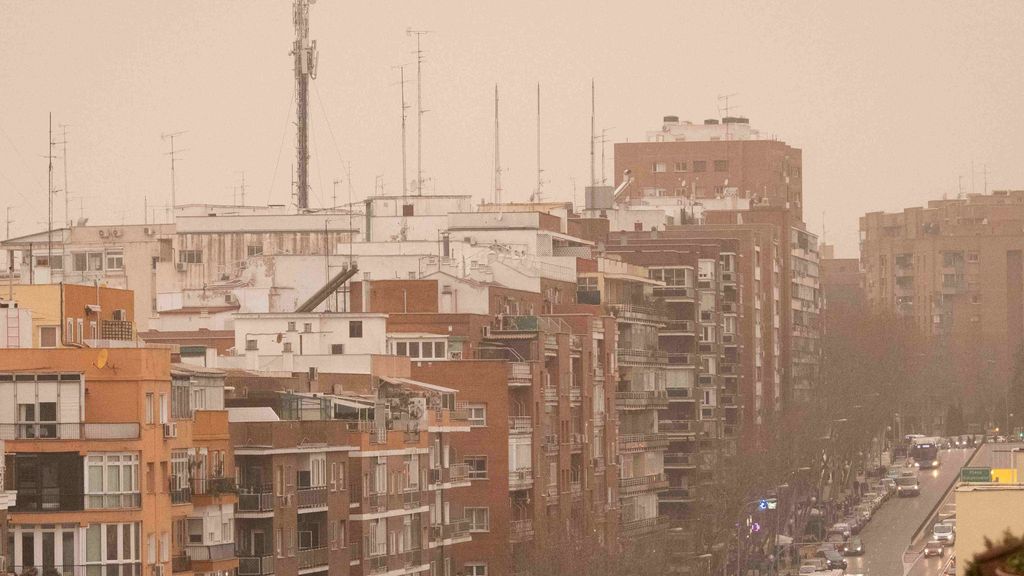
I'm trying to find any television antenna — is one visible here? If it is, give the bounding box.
[406,28,432,195]
[161,130,187,211]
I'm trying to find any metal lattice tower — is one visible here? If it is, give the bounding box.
[293,0,318,210]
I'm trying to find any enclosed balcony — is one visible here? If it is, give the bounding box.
[615,390,669,410]
[238,555,274,576]
[508,362,533,386]
[7,452,84,512]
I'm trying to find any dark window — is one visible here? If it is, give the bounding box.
[403,204,415,216]
[247,245,264,257]
[349,321,363,338]
[331,344,345,355]
[692,160,707,172]
[178,250,203,264]
[674,161,687,172]
[714,160,728,172]
[464,456,488,479]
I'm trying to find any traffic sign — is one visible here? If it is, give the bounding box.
[960,467,992,483]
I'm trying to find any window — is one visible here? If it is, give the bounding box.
[287,321,297,332]
[303,322,313,333]
[349,321,363,338]
[247,245,264,257]
[106,250,124,271]
[674,161,687,172]
[652,162,666,173]
[968,251,980,263]
[466,405,486,427]
[73,253,88,272]
[692,160,707,172]
[394,340,447,360]
[465,564,488,576]
[403,204,415,216]
[36,254,64,271]
[465,508,490,532]
[331,344,345,355]
[178,250,203,264]
[39,325,58,348]
[86,453,140,509]
[88,252,104,271]
[187,518,204,544]
[77,319,84,343]
[464,456,488,479]
[714,160,728,172]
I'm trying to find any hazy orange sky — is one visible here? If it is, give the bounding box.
[2,1,1023,256]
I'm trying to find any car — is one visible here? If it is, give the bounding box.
[829,522,852,539]
[826,532,847,550]
[843,537,865,556]
[824,550,848,570]
[880,478,897,494]
[924,540,945,557]
[844,515,863,534]
[933,522,956,545]
[897,474,921,497]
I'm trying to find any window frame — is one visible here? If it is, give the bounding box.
[464,508,490,533]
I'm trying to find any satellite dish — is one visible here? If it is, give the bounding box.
[95,349,109,369]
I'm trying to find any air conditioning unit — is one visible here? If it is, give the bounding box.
[144,227,155,236]
[175,262,186,272]
[112,309,127,321]
[152,565,164,576]
[163,422,178,438]
[112,228,122,238]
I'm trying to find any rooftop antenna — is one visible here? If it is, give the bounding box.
[407,28,431,196]
[293,0,318,211]
[237,171,247,206]
[57,124,70,227]
[393,64,410,198]
[346,162,353,261]
[590,79,597,187]
[161,130,187,212]
[599,127,614,185]
[332,177,341,209]
[533,82,543,203]
[493,84,502,206]
[718,93,738,139]
[5,206,11,299]
[983,164,989,194]
[46,113,57,272]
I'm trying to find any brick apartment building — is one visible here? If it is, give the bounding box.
[1,348,236,576]
[860,190,1024,423]
[613,117,803,219]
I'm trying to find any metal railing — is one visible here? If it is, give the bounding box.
[444,517,471,540]
[0,422,140,440]
[6,565,143,576]
[509,416,532,434]
[508,362,533,385]
[663,319,695,333]
[298,546,329,569]
[185,542,235,561]
[170,476,192,505]
[509,468,533,489]
[192,476,237,496]
[297,486,328,509]
[510,519,534,542]
[237,484,275,512]
[543,386,557,402]
[619,473,668,493]
[616,348,669,365]
[172,554,192,573]
[238,555,274,576]
[615,390,669,409]
[661,420,695,434]
[664,453,696,467]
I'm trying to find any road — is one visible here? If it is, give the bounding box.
[843,445,976,576]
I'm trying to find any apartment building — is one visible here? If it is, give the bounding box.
[1,347,234,576]
[820,244,864,327]
[0,301,32,349]
[3,284,135,348]
[860,190,1024,418]
[613,116,804,218]
[0,440,16,569]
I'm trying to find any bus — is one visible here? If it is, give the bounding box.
[910,438,940,469]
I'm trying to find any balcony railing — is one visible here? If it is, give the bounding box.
[170,477,192,505]
[509,416,532,434]
[664,453,696,468]
[172,554,192,573]
[509,468,533,490]
[663,319,695,334]
[509,519,534,542]
[652,286,695,300]
[666,353,693,366]
[449,463,471,483]
[6,565,143,576]
[186,542,236,561]
[13,491,84,512]
[661,420,695,434]
[192,476,237,496]
[508,362,533,386]
[621,515,670,537]
[444,517,471,540]
[297,486,328,509]
[616,348,669,365]
[662,488,695,502]
[238,555,275,576]
[543,386,557,402]
[619,433,669,451]
[615,390,669,409]
[237,484,275,512]
[0,422,140,441]
[619,473,668,494]
[543,434,559,453]
[298,546,329,570]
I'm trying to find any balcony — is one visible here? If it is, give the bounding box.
[192,476,237,497]
[13,491,84,512]
[661,420,696,436]
[238,555,275,576]
[662,319,695,334]
[543,386,558,402]
[444,517,471,540]
[170,477,192,505]
[567,432,586,452]
[667,353,694,366]
[661,488,695,502]
[0,422,140,441]
[619,473,668,495]
[617,348,668,366]
[237,484,275,513]
[509,467,533,490]
[615,390,669,410]
[609,304,667,326]
[621,515,670,538]
[666,387,694,402]
[569,480,583,497]
[508,362,533,386]
[653,285,695,301]
[569,386,582,403]
[6,565,143,576]
[298,546,329,570]
[509,519,535,543]
[172,554,192,573]
[186,542,236,562]
[664,453,697,469]
[543,434,559,454]
[297,486,328,510]
[619,433,669,452]
[594,365,605,382]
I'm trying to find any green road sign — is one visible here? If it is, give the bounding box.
[961,467,992,483]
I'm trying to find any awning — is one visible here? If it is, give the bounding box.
[380,376,457,394]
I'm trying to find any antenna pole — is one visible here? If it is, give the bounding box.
[408,29,430,195]
[239,171,247,206]
[535,83,543,203]
[396,64,409,198]
[161,130,187,213]
[58,124,70,227]
[293,0,318,210]
[600,127,613,185]
[47,113,55,272]
[494,84,502,205]
[590,80,597,187]
[5,207,11,299]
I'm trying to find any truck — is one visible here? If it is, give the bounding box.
[896,470,921,497]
